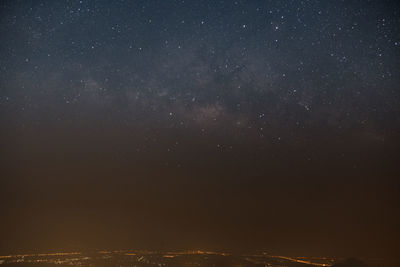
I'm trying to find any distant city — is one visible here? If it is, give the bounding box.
[0,249,391,267]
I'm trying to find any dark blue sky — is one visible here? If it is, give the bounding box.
[0,0,399,257]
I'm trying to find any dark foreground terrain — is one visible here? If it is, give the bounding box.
[0,250,393,267]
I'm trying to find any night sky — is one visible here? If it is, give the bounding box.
[0,0,399,258]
